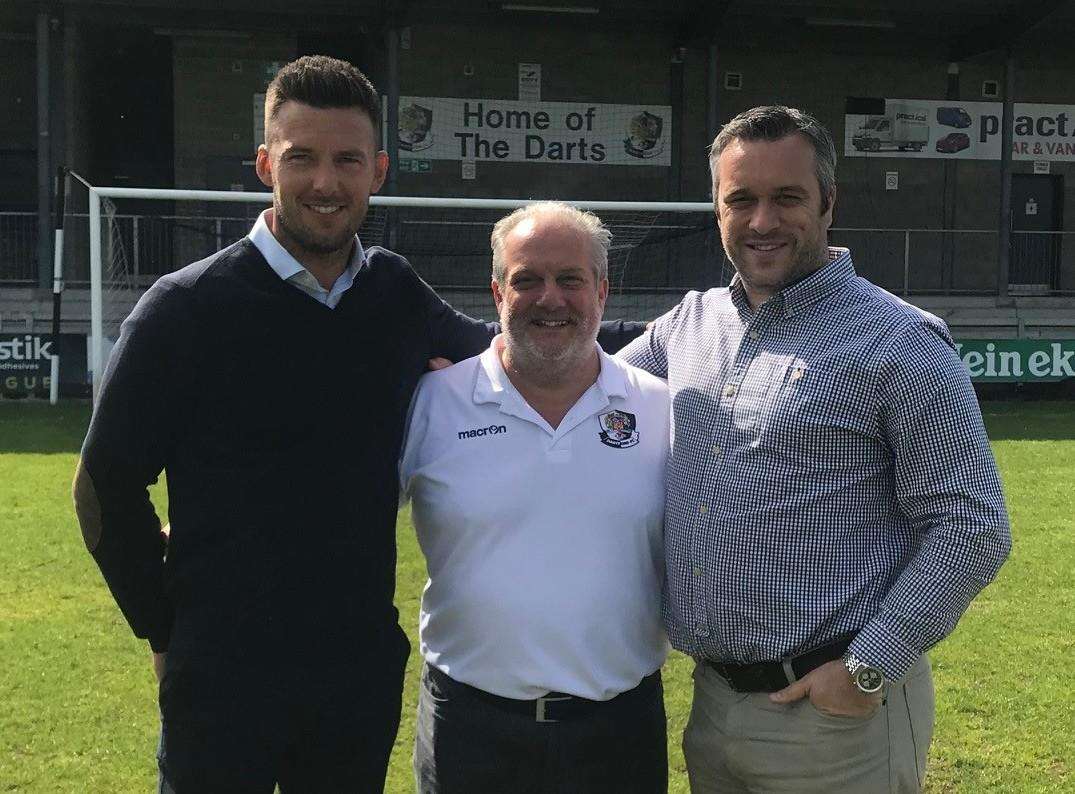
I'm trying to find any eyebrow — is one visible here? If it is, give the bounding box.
[280,145,367,158]
[724,185,808,200]
[723,187,754,201]
[510,265,587,277]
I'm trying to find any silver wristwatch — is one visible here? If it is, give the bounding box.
[844,652,884,694]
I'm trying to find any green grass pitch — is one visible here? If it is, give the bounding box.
[1,401,1071,792]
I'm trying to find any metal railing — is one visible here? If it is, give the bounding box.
[2,211,1074,296]
[0,212,40,283]
[828,227,1075,295]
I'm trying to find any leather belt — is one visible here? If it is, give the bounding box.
[426,664,661,723]
[705,633,854,693]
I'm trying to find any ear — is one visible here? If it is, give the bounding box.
[370,150,389,195]
[255,144,273,189]
[821,187,836,230]
[597,276,609,306]
[491,278,504,312]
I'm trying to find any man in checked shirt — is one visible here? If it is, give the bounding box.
[618,105,1011,793]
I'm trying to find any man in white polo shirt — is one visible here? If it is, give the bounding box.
[400,201,670,793]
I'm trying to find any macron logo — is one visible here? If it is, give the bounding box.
[457,424,508,440]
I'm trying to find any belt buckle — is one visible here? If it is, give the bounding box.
[535,694,572,723]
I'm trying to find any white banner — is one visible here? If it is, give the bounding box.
[398,96,672,166]
[844,99,1075,161]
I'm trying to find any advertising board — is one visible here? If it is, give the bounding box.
[397,97,672,166]
[845,99,1075,161]
[1,334,89,398]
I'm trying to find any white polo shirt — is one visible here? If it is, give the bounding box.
[400,337,670,701]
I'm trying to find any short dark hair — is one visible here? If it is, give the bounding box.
[710,105,836,213]
[264,55,380,141]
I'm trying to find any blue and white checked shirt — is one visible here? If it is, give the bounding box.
[618,248,1011,681]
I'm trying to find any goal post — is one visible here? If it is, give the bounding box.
[82,182,723,401]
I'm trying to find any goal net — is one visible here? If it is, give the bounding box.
[83,186,729,398]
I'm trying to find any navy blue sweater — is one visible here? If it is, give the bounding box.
[79,239,639,669]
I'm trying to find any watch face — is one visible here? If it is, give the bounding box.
[856,667,884,694]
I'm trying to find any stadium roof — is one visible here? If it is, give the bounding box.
[4,0,1073,61]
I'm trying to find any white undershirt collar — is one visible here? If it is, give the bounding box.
[247,209,366,307]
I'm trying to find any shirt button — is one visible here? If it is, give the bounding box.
[693,566,703,577]
[712,444,722,456]
[723,384,737,397]
[694,623,709,637]
[698,504,708,515]
[748,330,760,340]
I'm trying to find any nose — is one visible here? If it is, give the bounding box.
[534,279,566,309]
[748,199,779,236]
[310,159,338,195]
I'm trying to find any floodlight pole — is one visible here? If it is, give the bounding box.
[89,187,103,403]
[996,50,1015,306]
[385,24,401,250]
[36,9,52,290]
[706,42,719,144]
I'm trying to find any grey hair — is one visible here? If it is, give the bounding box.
[709,105,836,213]
[490,201,611,285]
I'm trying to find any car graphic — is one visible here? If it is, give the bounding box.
[937,107,973,128]
[936,132,970,153]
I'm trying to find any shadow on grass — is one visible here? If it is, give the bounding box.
[2,399,1070,451]
[980,401,1075,441]
[0,401,92,454]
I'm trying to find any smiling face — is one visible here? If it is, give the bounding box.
[255,101,387,268]
[714,134,834,307]
[492,215,608,379]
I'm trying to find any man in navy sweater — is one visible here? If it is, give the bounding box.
[74,56,639,793]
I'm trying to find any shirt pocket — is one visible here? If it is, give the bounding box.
[766,362,877,446]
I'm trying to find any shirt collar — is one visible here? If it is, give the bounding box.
[247,208,367,285]
[729,246,855,318]
[473,335,628,408]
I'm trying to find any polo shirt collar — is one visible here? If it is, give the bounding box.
[729,246,855,318]
[248,208,367,285]
[473,335,628,409]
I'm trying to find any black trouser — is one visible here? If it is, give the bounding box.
[414,664,668,794]
[158,629,409,794]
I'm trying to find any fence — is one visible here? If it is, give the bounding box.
[3,210,1075,296]
[0,212,40,283]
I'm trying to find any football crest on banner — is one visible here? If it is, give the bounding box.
[598,410,639,449]
[399,103,434,151]
[624,111,664,159]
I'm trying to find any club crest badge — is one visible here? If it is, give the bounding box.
[623,111,665,159]
[398,103,434,152]
[598,410,639,449]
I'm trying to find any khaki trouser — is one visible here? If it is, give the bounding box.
[683,655,934,793]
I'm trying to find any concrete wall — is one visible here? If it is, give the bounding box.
[173,34,294,191]
[0,29,36,232]
[396,20,687,201]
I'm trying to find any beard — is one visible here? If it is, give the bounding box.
[501,305,602,380]
[727,230,828,298]
[273,194,365,258]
